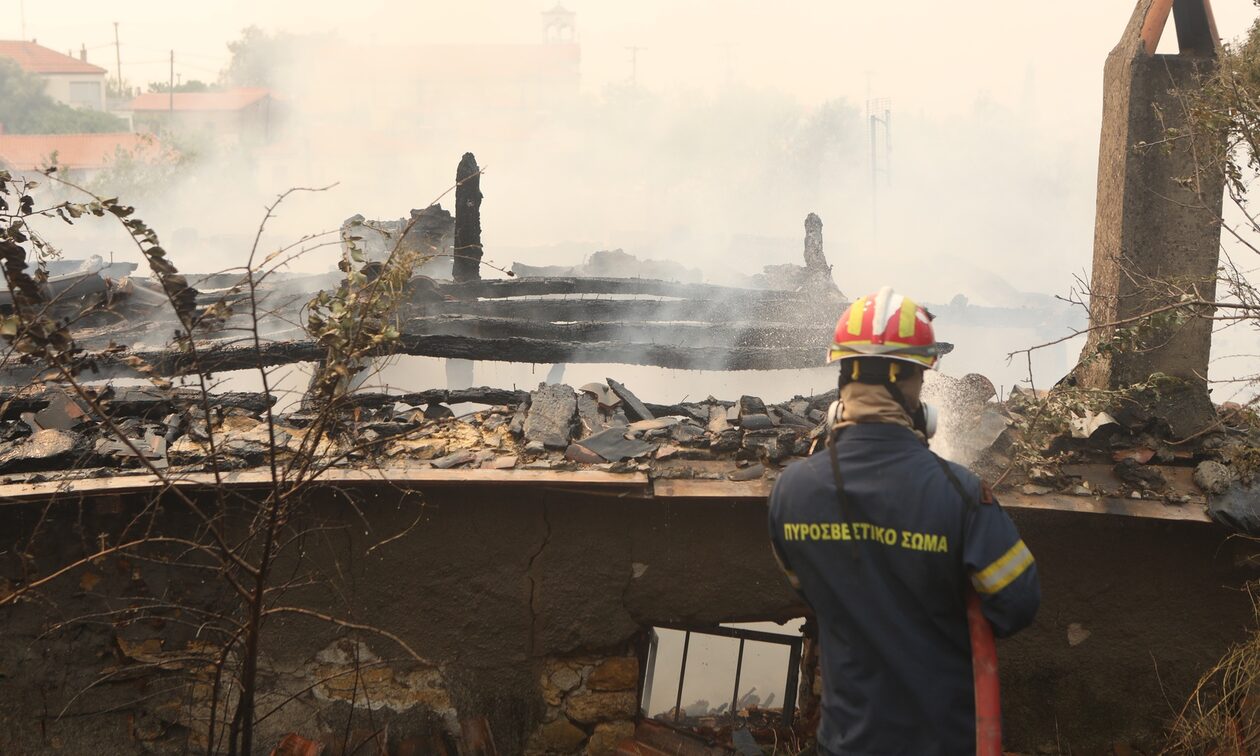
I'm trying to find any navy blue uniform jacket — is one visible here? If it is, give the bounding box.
[768,423,1040,756]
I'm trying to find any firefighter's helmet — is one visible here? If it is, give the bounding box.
[827,286,950,370]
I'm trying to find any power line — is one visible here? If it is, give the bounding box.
[178,61,222,75]
[123,42,223,60]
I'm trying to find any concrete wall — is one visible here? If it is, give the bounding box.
[42,73,106,111]
[132,100,272,146]
[0,485,1255,753]
[1078,0,1225,436]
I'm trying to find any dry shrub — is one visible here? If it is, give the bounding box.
[1167,587,1260,755]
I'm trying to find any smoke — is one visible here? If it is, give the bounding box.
[76,20,1096,283]
[35,2,1256,399]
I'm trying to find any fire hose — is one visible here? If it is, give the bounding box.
[967,590,1002,755]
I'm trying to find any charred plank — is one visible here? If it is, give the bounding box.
[422,297,834,324]
[0,336,824,382]
[438,276,816,302]
[350,387,529,408]
[403,315,832,349]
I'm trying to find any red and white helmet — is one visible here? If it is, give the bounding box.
[827,286,950,369]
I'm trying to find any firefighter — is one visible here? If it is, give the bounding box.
[768,286,1040,755]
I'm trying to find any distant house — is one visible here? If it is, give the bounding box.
[125,88,275,146]
[0,132,163,181]
[0,40,108,111]
[412,6,581,115]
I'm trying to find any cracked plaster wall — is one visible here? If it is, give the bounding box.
[1,486,1257,753]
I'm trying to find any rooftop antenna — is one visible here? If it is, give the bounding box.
[626,46,645,87]
[20,0,27,40]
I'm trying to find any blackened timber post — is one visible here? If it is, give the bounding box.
[452,152,484,282]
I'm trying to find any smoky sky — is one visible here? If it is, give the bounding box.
[11,1,1260,396]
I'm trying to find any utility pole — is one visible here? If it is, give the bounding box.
[626,46,644,87]
[168,50,174,112]
[113,22,122,97]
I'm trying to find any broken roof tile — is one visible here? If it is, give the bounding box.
[606,378,654,422]
[524,384,576,450]
[579,425,654,462]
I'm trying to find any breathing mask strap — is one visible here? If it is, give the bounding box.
[826,372,866,567]
[883,380,929,438]
[826,429,863,569]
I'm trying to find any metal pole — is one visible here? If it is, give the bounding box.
[730,638,746,722]
[673,631,691,723]
[168,50,174,112]
[782,638,803,728]
[870,113,878,245]
[884,107,893,187]
[113,22,122,95]
[640,629,658,716]
[626,46,644,87]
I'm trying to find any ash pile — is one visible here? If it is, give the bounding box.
[652,691,802,753]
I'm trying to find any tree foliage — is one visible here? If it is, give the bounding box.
[147,79,213,94]
[219,26,293,89]
[0,169,432,754]
[86,135,190,200]
[0,60,127,134]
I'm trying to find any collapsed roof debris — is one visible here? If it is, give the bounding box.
[0,187,1209,527]
[340,204,455,279]
[963,382,1260,532]
[512,248,704,282]
[0,369,1251,532]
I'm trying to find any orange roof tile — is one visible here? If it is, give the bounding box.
[128,88,270,112]
[0,133,164,171]
[0,41,107,75]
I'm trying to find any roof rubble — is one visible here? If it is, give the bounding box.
[0,364,1254,530]
[0,380,828,485]
[960,382,1260,532]
[0,370,1245,522]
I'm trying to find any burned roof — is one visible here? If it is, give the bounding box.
[0,198,1239,528]
[0,373,1243,529]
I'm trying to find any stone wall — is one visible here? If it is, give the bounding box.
[529,654,639,755]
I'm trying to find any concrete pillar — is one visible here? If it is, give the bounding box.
[1076,0,1224,436]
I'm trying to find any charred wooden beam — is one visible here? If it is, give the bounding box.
[0,333,827,383]
[422,296,834,324]
[451,152,483,283]
[438,276,819,302]
[350,387,529,408]
[402,315,833,349]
